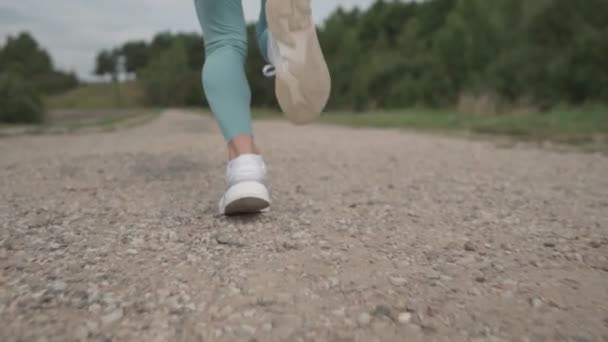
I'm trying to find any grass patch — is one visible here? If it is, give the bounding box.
[322,108,608,148]
[251,108,283,119]
[45,81,145,110]
[46,109,159,131]
[0,109,160,137]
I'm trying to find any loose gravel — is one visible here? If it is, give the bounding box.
[1,110,607,341]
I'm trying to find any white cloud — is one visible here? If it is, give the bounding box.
[1,0,374,79]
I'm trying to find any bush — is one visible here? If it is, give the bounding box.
[0,32,79,96]
[0,72,45,124]
[37,70,80,95]
[140,41,200,107]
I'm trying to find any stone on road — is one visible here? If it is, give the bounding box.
[1,110,607,341]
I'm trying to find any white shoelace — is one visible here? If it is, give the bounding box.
[262,64,276,78]
[263,32,280,78]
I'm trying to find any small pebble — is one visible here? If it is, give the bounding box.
[372,305,392,318]
[357,312,372,326]
[332,308,346,317]
[389,276,407,287]
[101,308,124,325]
[328,277,340,288]
[464,241,476,252]
[492,263,505,272]
[459,255,477,265]
[241,324,256,335]
[243,309,256,318]
[88,303,101,314]
[589,240,602,248]
[530,297,543,308]
[85,320,99,333]
[468,287,482,296]
[398,312,412,324]
[53,281,68,291]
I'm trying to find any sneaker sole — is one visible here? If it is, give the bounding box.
[221,181,270,215]
[266,0,331,125]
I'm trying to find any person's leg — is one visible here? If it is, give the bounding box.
[193,0,257,159]
[194,0,270,215]
[259,0,331,123]
[255,0,269,63]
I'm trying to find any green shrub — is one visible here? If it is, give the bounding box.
[0,32,79,96]
[140,41,200,107]
[0,72,45,124]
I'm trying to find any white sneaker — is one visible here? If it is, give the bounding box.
[219,154,270,215]
[264,0,331,125]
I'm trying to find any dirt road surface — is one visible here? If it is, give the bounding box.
[1,110,607,341]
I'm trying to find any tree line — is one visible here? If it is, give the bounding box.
[0,32,79,123]
[96,0,608,113]
[2,0,605,124]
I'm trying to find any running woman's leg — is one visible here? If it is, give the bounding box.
[194,0,254,153]
[256,0,270,63]
[261,0,331,123]
[194,0,270,215]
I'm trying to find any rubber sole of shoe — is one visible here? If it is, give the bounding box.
[220,181,270,215]
[266,0,331,125]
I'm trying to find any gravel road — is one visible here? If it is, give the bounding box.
[1,110,607,341]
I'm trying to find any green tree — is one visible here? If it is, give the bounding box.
[0,31,78,95]
[0,32,52,78]
[94,49,122,105]
[94,49,119,81]
[98,0,608,111]
[121,41,150,75]
[140,41,199,106]
[149,32,175,57]
[0,72,44,123]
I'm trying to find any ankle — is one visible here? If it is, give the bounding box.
[228,135,260,160]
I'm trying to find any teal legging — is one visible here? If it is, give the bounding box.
[194,0,269,142]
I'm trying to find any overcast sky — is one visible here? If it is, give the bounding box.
[0,0,374,79]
